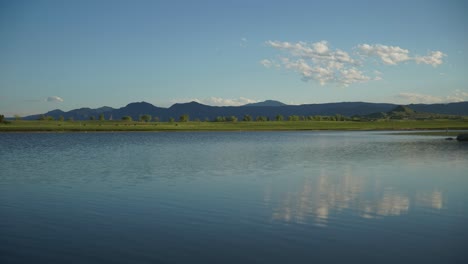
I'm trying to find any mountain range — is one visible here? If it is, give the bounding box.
[23,100,468,121]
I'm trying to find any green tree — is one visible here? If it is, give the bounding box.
[67,117,74,121]
[335,114,346,121]
[256,116,267,122]
[58,115,64,121]
[275,114,284,121]
[89,115,96,121]
[226,116,238,122]
[214,116,226,122]
[169,117,175,123]
[288,115,300,121]
[0,114,4,123]
[99,113,105,121]
[144,114,152,122]
[46,116,55,121]
[122,116,132,121]
[14,114,22,121]
[179,114,189,122]
[242,114,252,121]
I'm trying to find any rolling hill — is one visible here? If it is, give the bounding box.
[22,100,468,121]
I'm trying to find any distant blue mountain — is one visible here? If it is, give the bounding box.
[244,100,287,107]
[23,100,468,121]
[408,102,468,115]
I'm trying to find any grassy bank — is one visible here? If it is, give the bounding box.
[1,119,468,132]
[389,131,468,137]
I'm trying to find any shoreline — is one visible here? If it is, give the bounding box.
[1,128,467,135]
[1,120,468,133]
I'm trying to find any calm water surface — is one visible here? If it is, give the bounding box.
[1,132,467,263]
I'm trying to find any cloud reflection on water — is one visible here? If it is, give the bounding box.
[268,166,444,226]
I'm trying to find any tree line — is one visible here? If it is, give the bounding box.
[119,114,354,122]
[5,112,466,123]
[1,113,356,122]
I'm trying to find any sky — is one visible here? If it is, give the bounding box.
[1,0,467,116]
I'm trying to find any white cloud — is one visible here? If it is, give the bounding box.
[357,44,411,65]
[414,51,445,67]
[240,37,248,47]
[266,40,356,64]
[357,44,446,66]
[263,40,446,86]
[340,68,371,86]
[396,93,445,104]
[46,96,64,102]
[313,40,329,54]
[264,40,371,86]
[373,70,383,81]
[174,97,259,106]
[396,90,468,104]
[260,59,279,68]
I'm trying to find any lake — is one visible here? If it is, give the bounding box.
[1,131,467,263]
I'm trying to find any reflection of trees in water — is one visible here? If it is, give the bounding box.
[272,167,364,226]
[269,166,444,226]
[360,189,409,219]
[416,190,443,210]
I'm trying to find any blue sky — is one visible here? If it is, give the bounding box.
[1,0,467,116]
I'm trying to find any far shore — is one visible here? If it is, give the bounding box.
[1,120,468,133]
